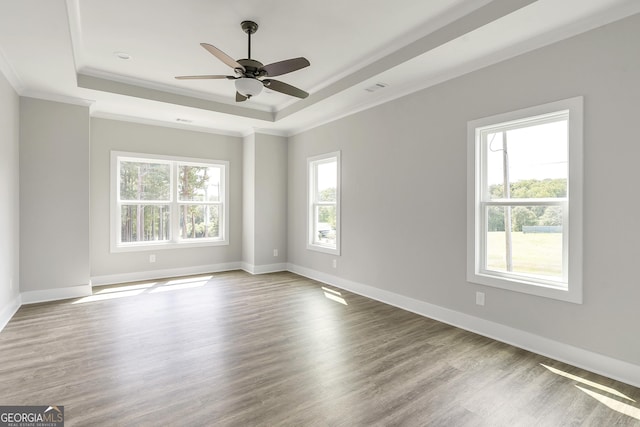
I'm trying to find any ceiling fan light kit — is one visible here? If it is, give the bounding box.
[175,20,310,102]
[235,77,263,98]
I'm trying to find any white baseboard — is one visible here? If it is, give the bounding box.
[21,284,92,305]
[90,262,243,286]
[0,294,22,331]
[287,263,640,389]
[242,262,288,275]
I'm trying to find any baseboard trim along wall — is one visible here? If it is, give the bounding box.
[241,262,288,275]
[90,262,243,287]
[0,295,22,331]
[286,263,640,389]
[21,284,92,305]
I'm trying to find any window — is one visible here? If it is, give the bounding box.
[111,152,229,251]
[467,97,583,303]
[308,152,340,255]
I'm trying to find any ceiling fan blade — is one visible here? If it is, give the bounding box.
[200,43,245,72]
[175,75,235,80]
[236,92,248,102]
[262,57,310,77]
[263,79,309,99]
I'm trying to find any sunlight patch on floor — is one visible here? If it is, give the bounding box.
[150,281,208,293]
[540,363,634,402]
[72,276,214,303]
[323,291,347,305]
[72,289,146,304]
[95,283,157,294]
[577,386,640,421]
[166,275,213,286]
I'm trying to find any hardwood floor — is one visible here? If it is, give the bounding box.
[1,271,639,426]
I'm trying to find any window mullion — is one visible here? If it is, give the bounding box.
[485,198,567,206]
[172,162,179,243]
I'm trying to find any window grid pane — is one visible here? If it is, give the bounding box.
[120,204,170,243]
[178,164,222,202]
[484,205,564,280]
[179,204,221,240]
[313,204,336,246]
[483,119,568,202]
[119,160,171,201]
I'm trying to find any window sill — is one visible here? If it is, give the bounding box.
[307,243,340,256]
[111,239,229,253]
[467,271,581,304]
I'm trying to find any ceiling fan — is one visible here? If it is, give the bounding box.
[175,20,310,102]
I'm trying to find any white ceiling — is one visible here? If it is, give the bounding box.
[1,0,639,136]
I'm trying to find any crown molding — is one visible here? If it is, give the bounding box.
[21,90,94,107]
[0,46,24,94]
[91,111,247,138]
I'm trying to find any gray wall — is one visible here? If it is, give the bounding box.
[0,70,20,315]
[254,133,287,266]
[242,134,255,266]
[242,133,288,269]
[288,14,640,365]
[90,118,243,279]
[20,98,90,292]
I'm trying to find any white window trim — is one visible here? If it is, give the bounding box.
[307,151,341,255]
[467,97,583,303]
[110,151,230,253]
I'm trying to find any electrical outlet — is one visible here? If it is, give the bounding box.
[149,254,156,263]
[476,291,485,306]
[332,259,337,269]
[273,249,278,257]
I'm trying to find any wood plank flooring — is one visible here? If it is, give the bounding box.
[1,271,639,426]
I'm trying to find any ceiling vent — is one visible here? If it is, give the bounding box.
[114,51,131,60]
[364,82,388,93]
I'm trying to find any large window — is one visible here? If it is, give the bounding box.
[467,97,583,303]
[308,152,340,255]
[111,152,228,251]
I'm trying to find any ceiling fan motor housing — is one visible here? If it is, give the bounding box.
[237,59,265,77]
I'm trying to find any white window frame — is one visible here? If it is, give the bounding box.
[467,97,583,303]
[111,151,229,252]
[307,151,341,255]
